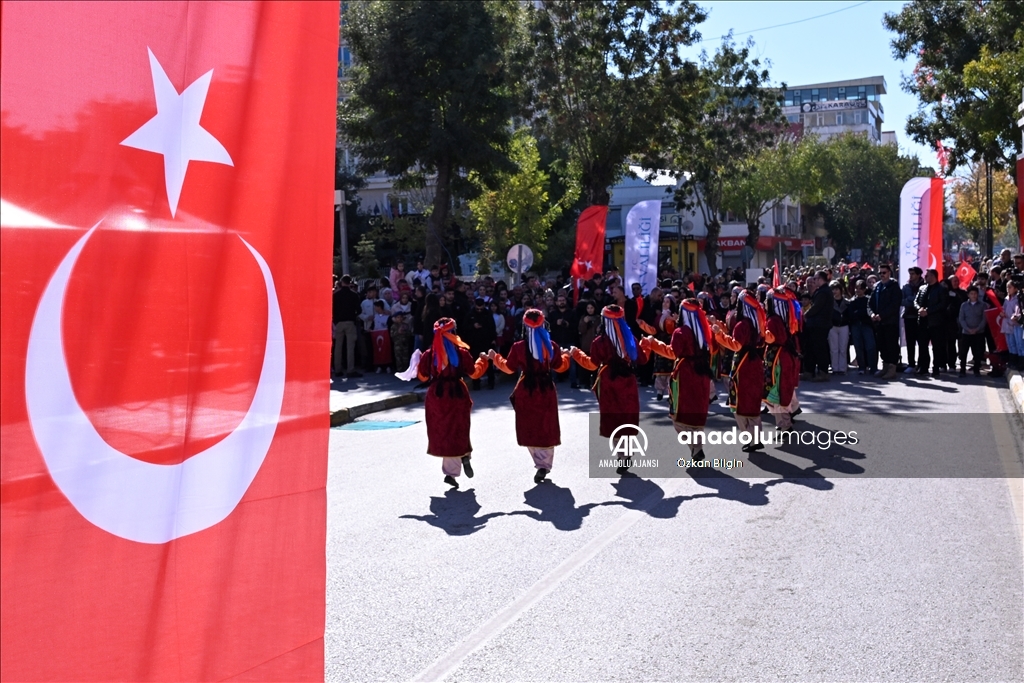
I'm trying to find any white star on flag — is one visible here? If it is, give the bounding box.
[121,48,233,217]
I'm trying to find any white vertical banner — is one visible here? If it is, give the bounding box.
[624,199,661,295]
[898,177,932,288]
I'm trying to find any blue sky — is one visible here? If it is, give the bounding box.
[681,1,934,167]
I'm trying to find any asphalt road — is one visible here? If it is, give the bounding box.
[325,371,1024,682]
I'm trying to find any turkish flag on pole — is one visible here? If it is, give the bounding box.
[772,259,781,288]
[1,2,338,680]
[956,261,977,290]
[570,205,608,279]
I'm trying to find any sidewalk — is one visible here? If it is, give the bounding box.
[329,373,424,426]
[1008,369,1024,415]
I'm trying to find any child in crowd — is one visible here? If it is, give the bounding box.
[371,299,393,373]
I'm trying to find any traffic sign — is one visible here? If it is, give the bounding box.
[507,244,534,274]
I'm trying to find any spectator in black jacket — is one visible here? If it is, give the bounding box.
[914,268,949,377]
[548,294,575,382]
[332,275,363,378]
[944,275,966,370]
[901,267,924,372]
[848,280,877,375]
[464,298,497,389]
[869,264,902,379]
[803,271,834,381]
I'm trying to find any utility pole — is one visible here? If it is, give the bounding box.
[676,214,684,277]
[336,190,350,275]
[985,162,994,259]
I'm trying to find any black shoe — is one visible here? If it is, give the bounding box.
[616,464,630,475]
[792,407,803,417]
[461,456,474,478]
[915,367,927,375]
[692,449,705,462]
[973,369,981,376]
[656,393,664,401]
[534,468,549,483]
[742,442,764,453]
[959,369,967,377]
[444,475,459,489]
[932,369,940,378]
[761,405,769,415]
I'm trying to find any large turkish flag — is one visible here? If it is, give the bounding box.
[0,2,338,680]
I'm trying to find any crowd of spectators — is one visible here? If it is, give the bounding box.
[331,249,1024,387]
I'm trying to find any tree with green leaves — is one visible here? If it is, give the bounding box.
[883,0,1024,175]
[467,128,580,272]
[817,134,932,256]
[666,39,785,275]
[340,0,518,267]
[723,140,797,249]
[950,161,1017,243]
[526,0,705,206]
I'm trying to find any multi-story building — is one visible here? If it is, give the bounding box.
[782,76,890,143]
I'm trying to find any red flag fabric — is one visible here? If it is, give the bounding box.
[929,177,944,273]
[772,259,781,288]
[1018,155,1023,250]
[956,261,977,290]
[371,329,394,367]
[986,308,1008,352]
[0,2,338,680]
[570,205,608,279]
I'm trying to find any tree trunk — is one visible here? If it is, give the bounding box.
[746,217,760,248]
[425,160,452,268]
[586,182,610,207]
[704,219,721,277]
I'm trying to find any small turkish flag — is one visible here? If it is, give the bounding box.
[1,2,338,680]
[570,205,608,279]
[956,261,977,290]
[372,329,394,367]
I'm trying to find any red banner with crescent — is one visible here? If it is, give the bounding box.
[570,205,608,279]
[0,2,338,680]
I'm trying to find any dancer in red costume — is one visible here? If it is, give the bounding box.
[416,318,490,488]
[763,287,802,430]
[640,299,715,460]
[712,291,766,452]
[570,304,650,474]
[490,309,571,483]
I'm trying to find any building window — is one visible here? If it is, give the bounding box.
[854,112,862,124]
[816,114,824,126]
[836,113,843,125]
[786,114,800,123]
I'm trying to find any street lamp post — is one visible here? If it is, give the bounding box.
[676,214,683,277]
[335,190,351,275]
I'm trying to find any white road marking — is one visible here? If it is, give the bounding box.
[411,477,689,682]
[986,386,1024,539]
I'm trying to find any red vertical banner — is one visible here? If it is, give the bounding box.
[1017,156,1023,250]
[928,177,945,275]
[0,2,338,680]
[570,205,608,280]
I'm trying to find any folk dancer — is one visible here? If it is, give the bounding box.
[490,309,571,483]
[763,287,802,430]
[712,291,766,452]
[415,318,490,488]
[570,304,651,474]
[640,299,715,460]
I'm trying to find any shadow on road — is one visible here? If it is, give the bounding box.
[508,482,610,531]
[399,488,507,536]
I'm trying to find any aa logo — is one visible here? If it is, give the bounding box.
[608,424,648,458]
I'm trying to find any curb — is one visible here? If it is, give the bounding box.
[1008,369,1024,416]
[330,391,425,427]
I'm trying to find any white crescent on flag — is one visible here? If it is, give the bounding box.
[24,222,285,544]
